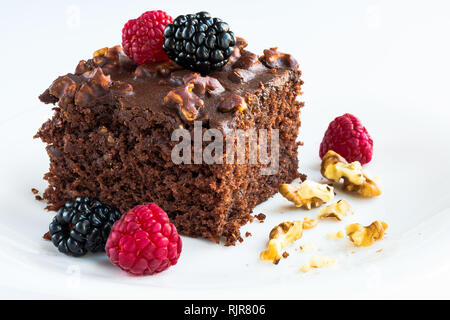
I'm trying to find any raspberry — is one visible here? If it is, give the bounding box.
[122,10,173,64]
[319,113,373,165]
[105,203,182,275]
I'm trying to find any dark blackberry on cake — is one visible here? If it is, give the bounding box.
[163,11,236,75]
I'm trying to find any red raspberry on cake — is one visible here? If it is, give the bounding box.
[319,113,373,165]
[105,203,182,275]
[122,10,173,64]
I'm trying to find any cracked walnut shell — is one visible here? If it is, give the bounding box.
[279,180,334,210]
[260,221,303,264]
[321,150,381,198]
[346,221,388,247]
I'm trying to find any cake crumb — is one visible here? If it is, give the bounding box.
[32,188,44,201]
[43,232,51,241]
[255,213,266,223]
[376,249,383,253]
[282,251,289,259]
[245,232,252,238]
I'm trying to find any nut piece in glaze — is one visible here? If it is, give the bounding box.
[279,180,334,210]
[318,200,353,221]
[233,51,263,71]
[218,94,247,113]
[164,73,225,122]
[302,217,318,230]
[164,84,204,122]
[346,221,388,247]
[223,36,249,70]
[134,61,182,79]
[260,221,303,264]
[93,45,128,74]
[48,76,77,106]
[185,74,225,96]
[321,150,381,198]
[110,81,134,96]
[75,68,112,107]
[261,47,298,69]
[228,68,255,84]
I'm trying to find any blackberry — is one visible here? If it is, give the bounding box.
[162,11,236,75]
[49,196,122,257]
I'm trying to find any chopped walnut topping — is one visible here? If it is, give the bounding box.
[48,76,77,106]
[218,94,247,113]
[183,73,225,96]
[318,200,353,221]
[346,221,388,247]
[260,221,303,264]
[321,150,381,198]
[134,61,182,79]
[164,84,204,122]
[75,68,112,107]
[261,48,299,69]
[300,256,336,273]
[92,45,128,74]
[228,68,255,84]
[163,73,225,122]
[279,180,334,209]
[93,47,108,58]
[233,51,263,70]
[255,213,266,223]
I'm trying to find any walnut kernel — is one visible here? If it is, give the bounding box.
[346,221,388,247]
[321,150,381,198]
[279,180,334,209]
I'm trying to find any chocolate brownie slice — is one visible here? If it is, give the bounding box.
[35,39,304,245]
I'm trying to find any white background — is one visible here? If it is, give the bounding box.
[0,0,450,299]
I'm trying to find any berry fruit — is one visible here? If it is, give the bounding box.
[105,203,182,275]
[49,197,122,257]
[122,10,173,64]
[319,113,373,165]
[162,11,236,75]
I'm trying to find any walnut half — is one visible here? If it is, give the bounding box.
[279,180,334,209]
[321,150,381,198]
[346,221,388,247]
[260,221,303,264]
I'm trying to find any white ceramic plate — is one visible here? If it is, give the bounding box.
[1,102,450,299]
